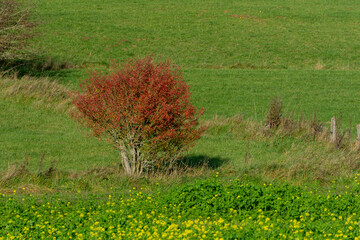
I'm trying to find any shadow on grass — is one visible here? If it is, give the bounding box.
[180,155,229,169]
[0,56,111,87]
[0,56,74,78]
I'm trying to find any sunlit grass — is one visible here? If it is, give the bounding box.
[34,0,360,70]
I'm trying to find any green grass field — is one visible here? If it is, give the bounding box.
[34,0,360,70]
[1,0,360,238]
[1,0,359,184]
[1,0,359,178]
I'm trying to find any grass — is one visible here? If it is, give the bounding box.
[26,68,360,123]
[185,69,360,122]
[33,0,360,70]
[1,0,359,189]
[0,90,358,193]
[0,78,119,171]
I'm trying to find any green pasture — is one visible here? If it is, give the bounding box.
[34,0,360,70]
[1,0,360,190]
[41,68,360,122]
[186,69,360,121]
[31,0,360,120]
[0,96,118,171]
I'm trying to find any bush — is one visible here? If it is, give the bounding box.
[0,0,37,60]
[72,56,205,176]
[266,97,282,129]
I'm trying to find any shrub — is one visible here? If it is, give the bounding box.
[266,97,282,129]
[72,56,205,176]
[0,0,37,60]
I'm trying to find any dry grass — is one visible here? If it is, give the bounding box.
[314,61,325,70]
[265,97,283,129]
[0,73,75,113]
[1,157,31,182]
[0,0,37,60]
[202,102,360,185]
[0,154,220,193]
[262,145,358,184]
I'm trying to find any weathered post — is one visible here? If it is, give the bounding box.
[330,116,336,143]
[356,124,360,150]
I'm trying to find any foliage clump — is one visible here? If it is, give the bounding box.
[0,0,37,60]
[266,97,282,129]
[72,56,205,176]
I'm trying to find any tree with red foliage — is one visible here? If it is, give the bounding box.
[72,56,205,176]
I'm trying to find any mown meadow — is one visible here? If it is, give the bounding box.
[1,0,360,238]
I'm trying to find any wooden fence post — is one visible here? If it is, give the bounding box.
[356,124,360,150]
[330,116,336,143]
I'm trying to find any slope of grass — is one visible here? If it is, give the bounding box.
[41,68,360,124]
[0,95,118,172]
[34,0,360,70]
[1,85,358,192]
[185,69,360,122]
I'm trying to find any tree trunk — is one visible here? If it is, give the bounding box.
[119,142,132,175]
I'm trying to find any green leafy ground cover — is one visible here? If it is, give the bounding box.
[2,177,360,239]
